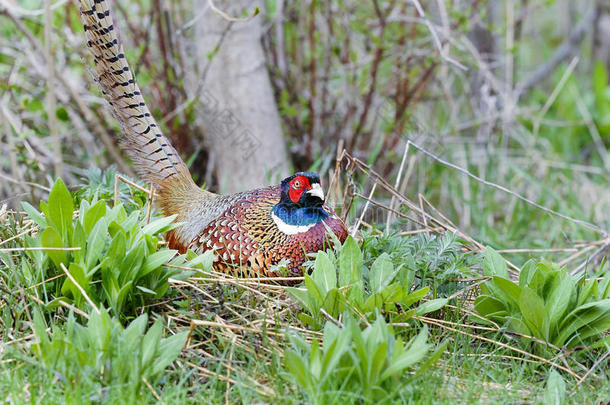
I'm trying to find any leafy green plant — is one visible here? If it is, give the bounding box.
[361,231,479,297]
[22,178,188,316]
[74,166,149,209]
[288,236,447,329]
[285,312,445,404]
[474,247,610,350]
[32,308,187,403]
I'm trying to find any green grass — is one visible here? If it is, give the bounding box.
[1,1,609,403]
[1,172,609,404]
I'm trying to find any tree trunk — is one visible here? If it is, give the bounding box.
[195,0,290,193]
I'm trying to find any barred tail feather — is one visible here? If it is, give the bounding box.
[78,0,193,190]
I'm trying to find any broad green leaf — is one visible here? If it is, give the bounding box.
[21,201,47,228]
[71,222,87,264]
[348,281,364,307]
[545,271,574,331]
[519,287,547,339]
[140,249,177,278]
[287,287,313,313]
[184,249,215,271]
[380,326,429,381]
[86,218,108,271]
[555,300,610,346]
[124,314,148,339]
[518,259,536,288]
[321,288,345,318]
[492,276,521,307]
[348,314,368,381]
[320,322,350,381]
[304,275,324,307]
[402,286,430,307]
[369,253,396,293]
[104,231,126,273]
[114,210,139,236]
[572,313,610,343]
[311,252,336,295]
[474,295,507,318]
[310,340,322,380]
[41,227,66,268]
[506,315,531,336]
[118,240,146,285]
[102,269,120,309]
[136,286,157,295]
[31,308,49,348]
[321,321,341,349]
[47,178,74,242]
[368,341,388,386]
[44,297,73,311]
[87,310,113,353]
[152,331,188,376]
[285,350,311,389]
[577,278,598,306]
[528,263,552,296]
[483,246,508,278]
[114,280,134,314]
[83,200,107,234]
[364,293,384,311]
[298,313,316,327]
[39,201,49,219]
[380,282,403,303]
[338,236,362,287]
[141,214,178,236]
[141,319,163,368]
[61,263,89,303]
[416,298,447,316]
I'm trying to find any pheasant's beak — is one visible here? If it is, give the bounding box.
[307,183,325,201]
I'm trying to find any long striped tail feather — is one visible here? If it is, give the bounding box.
[78,0,193,190]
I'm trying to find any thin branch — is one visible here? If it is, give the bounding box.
[208,0,259,23]
[407,140,607,236]
[571,237,610,275]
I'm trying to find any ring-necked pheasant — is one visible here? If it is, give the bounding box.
[77,0,348,282]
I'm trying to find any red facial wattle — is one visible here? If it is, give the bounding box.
[288,176,311,203]
[288,188,302,203]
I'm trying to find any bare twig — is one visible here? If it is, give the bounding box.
[576,349,610,387]
[407,140,607,236]
[60,263,100,315]
[351,183,377,237]
[208,0,259,23]
[409,0,467,70]
[385,142,410,234]
[571,237,610,275]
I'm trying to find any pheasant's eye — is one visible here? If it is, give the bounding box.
[293,180,301,189]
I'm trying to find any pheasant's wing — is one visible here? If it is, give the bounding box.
[191,187,287,277]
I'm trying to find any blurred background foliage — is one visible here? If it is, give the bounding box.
[0,0,608,263]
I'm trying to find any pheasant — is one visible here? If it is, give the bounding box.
[77,0,348,282]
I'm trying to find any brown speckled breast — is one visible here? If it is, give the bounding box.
[187,185,348,284]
